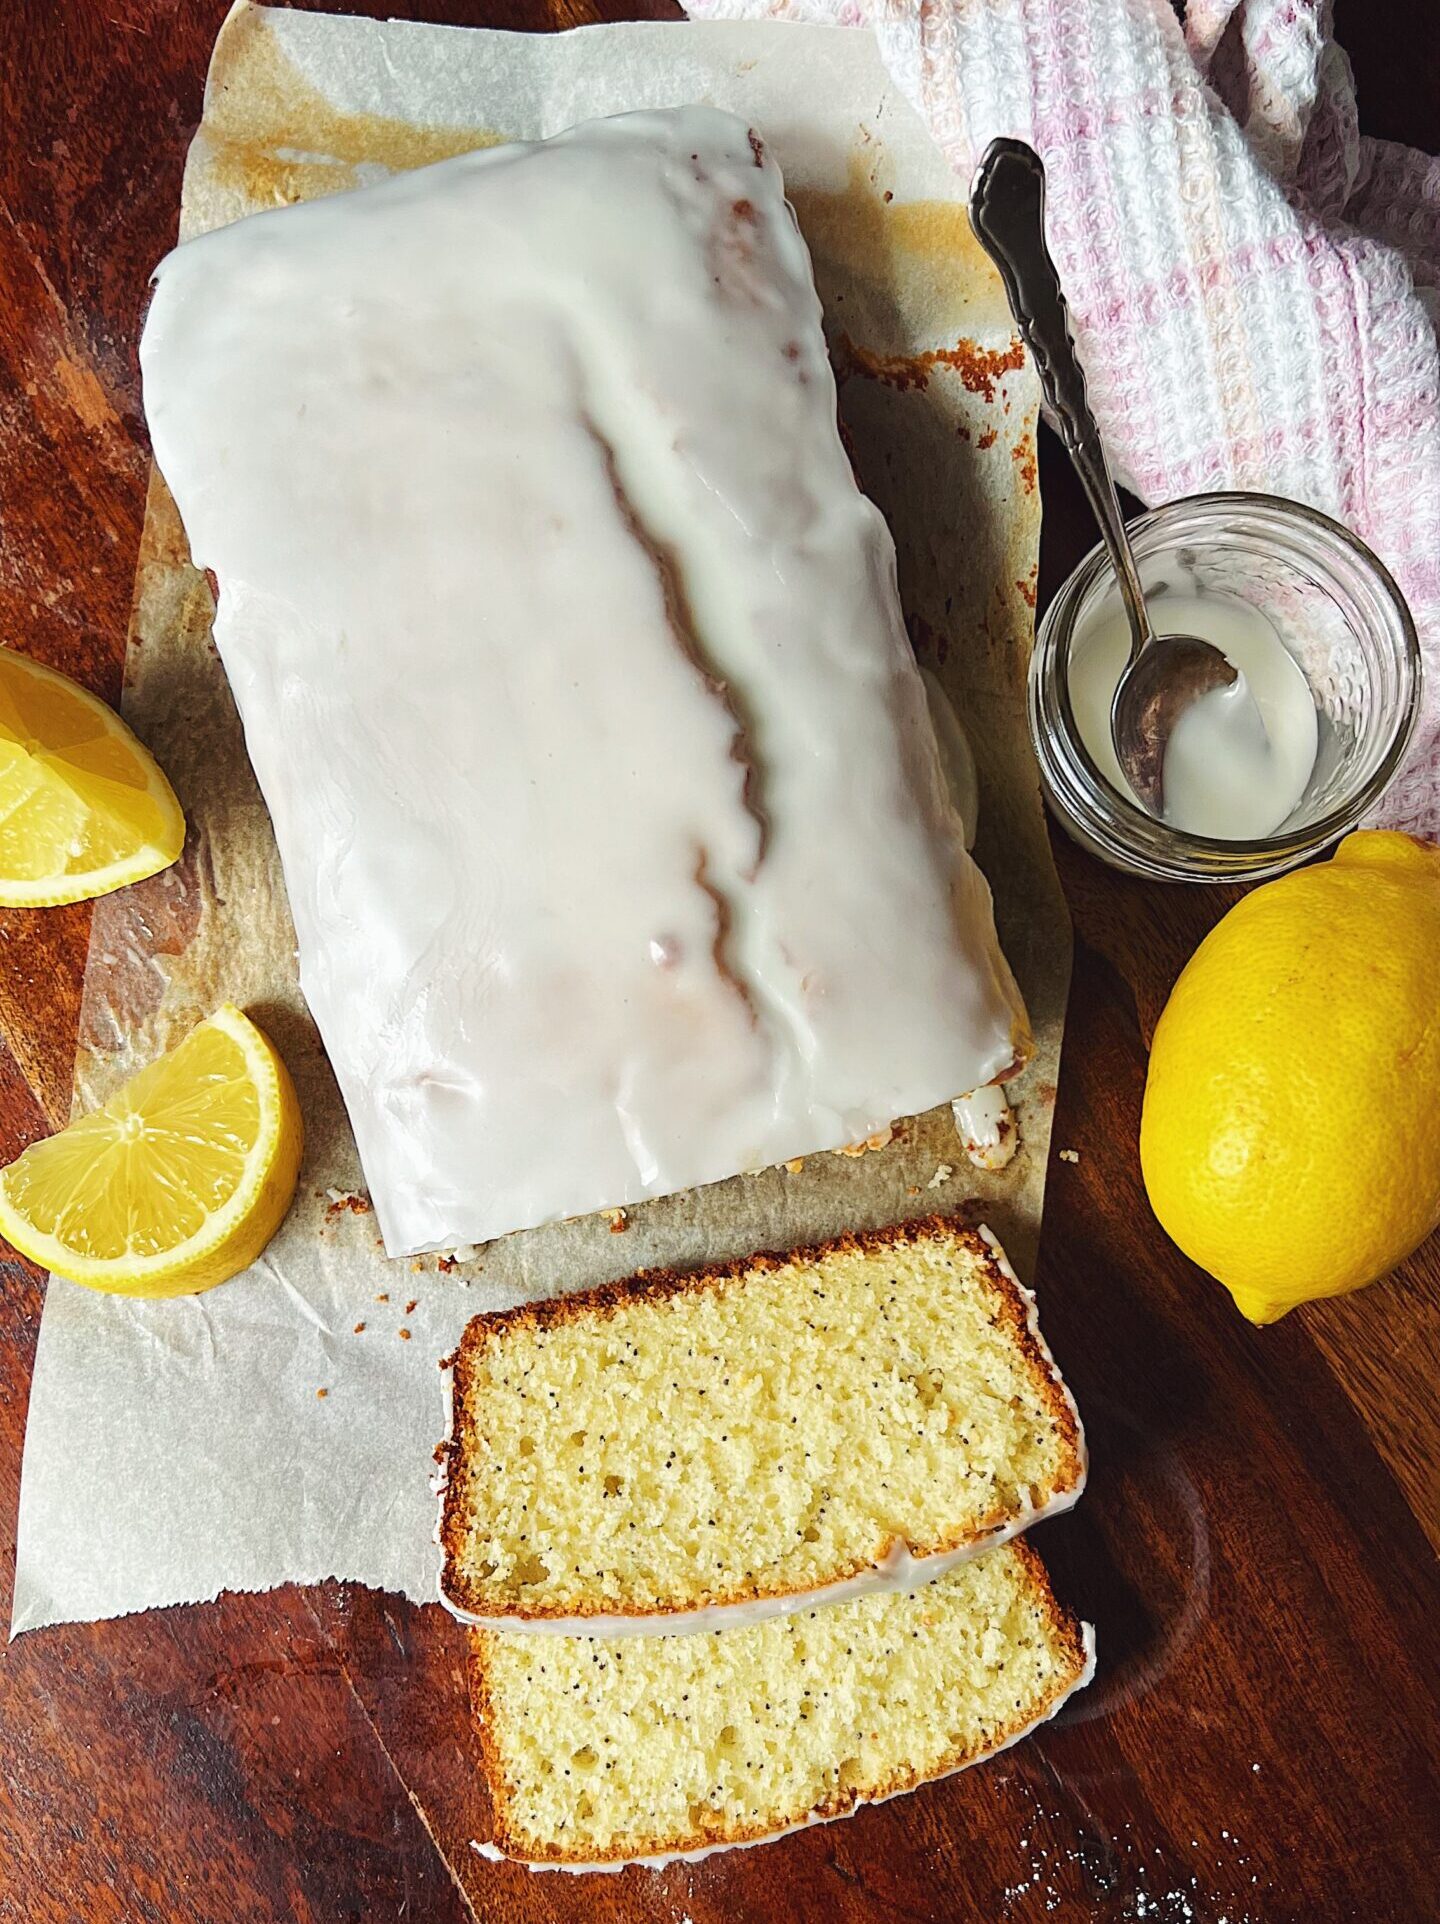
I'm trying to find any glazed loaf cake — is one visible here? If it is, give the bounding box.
[469,1537,1094,1869]
[438,1216,1085,1630]
[139,105,1028,1258]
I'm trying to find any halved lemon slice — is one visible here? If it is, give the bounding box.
[0,1005,303,1296]
[0,646,185,906]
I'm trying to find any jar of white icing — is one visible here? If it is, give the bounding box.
[1028,493,1421,881]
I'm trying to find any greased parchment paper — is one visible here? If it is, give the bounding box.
[12,3,1066,1633]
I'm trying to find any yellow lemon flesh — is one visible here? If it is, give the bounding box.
[1141,831,1440,1323]
[0,1005,303,1297]
[0,646,185,906]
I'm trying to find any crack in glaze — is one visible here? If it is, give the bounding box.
[692,844,761,1033]
[581,410,768,876]
[580,408,772,1048]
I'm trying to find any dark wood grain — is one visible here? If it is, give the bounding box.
[1,5,1437,1921]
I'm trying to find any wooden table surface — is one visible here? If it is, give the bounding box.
[1,4,1436,1920]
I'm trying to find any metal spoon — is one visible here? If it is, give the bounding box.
[968,137,1245,817]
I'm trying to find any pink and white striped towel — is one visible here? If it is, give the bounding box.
[687,0,1440,834]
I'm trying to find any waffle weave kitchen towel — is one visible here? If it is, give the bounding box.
[686,0,1440,833]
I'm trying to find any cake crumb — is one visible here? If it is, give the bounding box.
[316,1387,328,1399]
[927,1162,954,1189]
[608,1208,628,1233]
[399,1327,412,1341]
[375,1292,390,1303]
[953,1085,1017,1170]
[353,1322,366,1335]
[784,1158,804,1174]
[323,1189,371,1221]
[405,1298,418,1314]
[1057,1147,1080,1163]
[410,1259,424,1271]
[837,1125,894,1158]
[437,1254,459,1273]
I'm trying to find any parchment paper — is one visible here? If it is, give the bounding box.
[12,3,1066,1634]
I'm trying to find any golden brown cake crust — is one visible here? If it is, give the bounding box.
[436,1213,1085,1625]
[466,1537,1090,1867]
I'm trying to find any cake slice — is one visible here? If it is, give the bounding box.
[437,1216,1084,1630]
[469,1537,1094,1869]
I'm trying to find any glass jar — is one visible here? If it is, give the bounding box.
[1029,492,1422,881]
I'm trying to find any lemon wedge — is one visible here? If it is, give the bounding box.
[0,646,185,906]
[0,1005,303,1296]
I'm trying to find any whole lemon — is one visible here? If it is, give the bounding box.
[1140,830,1440,1323]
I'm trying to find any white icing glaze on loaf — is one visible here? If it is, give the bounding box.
[141,106,1028,1255]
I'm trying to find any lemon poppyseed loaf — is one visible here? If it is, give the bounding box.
[469,1537,1094,1869]
[438,1216,1084,1630]
[141,105,1029,1260]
